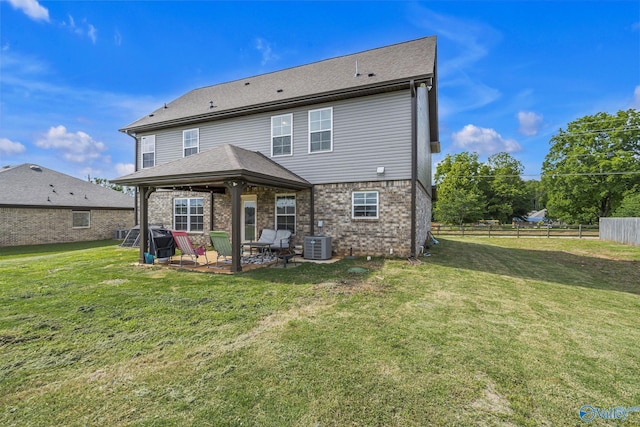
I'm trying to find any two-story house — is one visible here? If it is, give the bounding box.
[112,36,440,271]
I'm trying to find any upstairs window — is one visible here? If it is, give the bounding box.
[275,194,296,233]
[141,135,155,168]
[352,191,379,219]
[272,114,293,157]
[309,107,332,153]
[183,129,199,157]
[174,198,204,232]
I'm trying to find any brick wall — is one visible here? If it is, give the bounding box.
[313,180,414,257]
[0,207,134,247]
[146,190,213,247]
[415,183,432,253]
[142,179,432,257]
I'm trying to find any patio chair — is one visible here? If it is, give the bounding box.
[209,231,235,268]
[269,229,292,251]
[256,228,291,251]
[170,230,209,267]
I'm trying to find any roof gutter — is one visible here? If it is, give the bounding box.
[111,169,311,191]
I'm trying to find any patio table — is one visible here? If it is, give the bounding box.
[243,242,272,260]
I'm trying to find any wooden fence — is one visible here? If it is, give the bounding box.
[432,224,599,239]
[599,218,640,246]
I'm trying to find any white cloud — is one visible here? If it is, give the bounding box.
[631,86,640,109]
[62,14,98,43]
[115,162,135,176]
[517,111,544,136]
[411,7,500,74]
[255,38,278,65]
[36,125,107,163]
[88,24,97,44]
[452,124,522,155]
[409,5,502,118]
[0,137,27,156]
[114,30,122,46]
[5,0,49,22]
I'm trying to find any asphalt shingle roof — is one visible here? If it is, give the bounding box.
[110,144,310,190]
[0,164,135,209]
[122,36,436,132]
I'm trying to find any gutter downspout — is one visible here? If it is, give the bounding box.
[310,186,315,236]
[410,79,417,258]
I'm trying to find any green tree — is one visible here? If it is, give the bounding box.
[435,152,531,225]
[480,152,530,223]
[524,179,546,212]
[613,191,640,217]
[435,152,484,195]
[91,177,135,197]
[434,187,485,226]
[542,110,640,223]
[434,152,486,225]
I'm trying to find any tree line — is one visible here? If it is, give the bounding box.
[434,109,640,225]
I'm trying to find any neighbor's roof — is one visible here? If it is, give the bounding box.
[527,209,548,218]
[0,164,134,209]
[110,144,311,190]
[122,36,437,132]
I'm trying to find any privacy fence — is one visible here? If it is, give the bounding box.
[599,218,640,246]
[432,224,599,239]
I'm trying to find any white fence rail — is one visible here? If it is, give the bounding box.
[599,218,640,246]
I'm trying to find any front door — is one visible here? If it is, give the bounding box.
[241,195,257,242]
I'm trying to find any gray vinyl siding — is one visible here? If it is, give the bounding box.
[137,90,413,184]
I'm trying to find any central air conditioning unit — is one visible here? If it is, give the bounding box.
[304,236,332,260]
[114,229,129,239]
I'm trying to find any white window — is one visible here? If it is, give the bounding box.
[275,194,296,233]
[174,198,204,231]
[352,191,379,219]
[72,211,90,228]
[183,129,199,157]
[308,107,332,153]
[141,135,155,168]
[271,114,293,157]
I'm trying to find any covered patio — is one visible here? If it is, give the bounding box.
[111,144,312,272]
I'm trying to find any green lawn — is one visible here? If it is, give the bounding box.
[1,238,639,426]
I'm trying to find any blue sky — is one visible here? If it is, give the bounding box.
[1,0,639,181]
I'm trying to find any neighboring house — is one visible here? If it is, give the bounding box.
[513,209,548,227]
[112,36,440,271]
[0,164,135,246]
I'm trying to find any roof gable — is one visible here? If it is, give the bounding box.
[122,36,436,132]
[0,164,134,209]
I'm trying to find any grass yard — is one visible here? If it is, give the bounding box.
[1,238,639,426]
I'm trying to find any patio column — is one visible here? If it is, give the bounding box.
[138,186,155,264]
[226,180,246,272]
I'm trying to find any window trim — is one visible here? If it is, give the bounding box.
[275,194,296,234]
[271,113,294,157]
[141,135,156,169]
[352,191,379,219]
[308,107,333,154]
[72,211,91,229]
[173,197,204,232]
[182,128,199,157]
